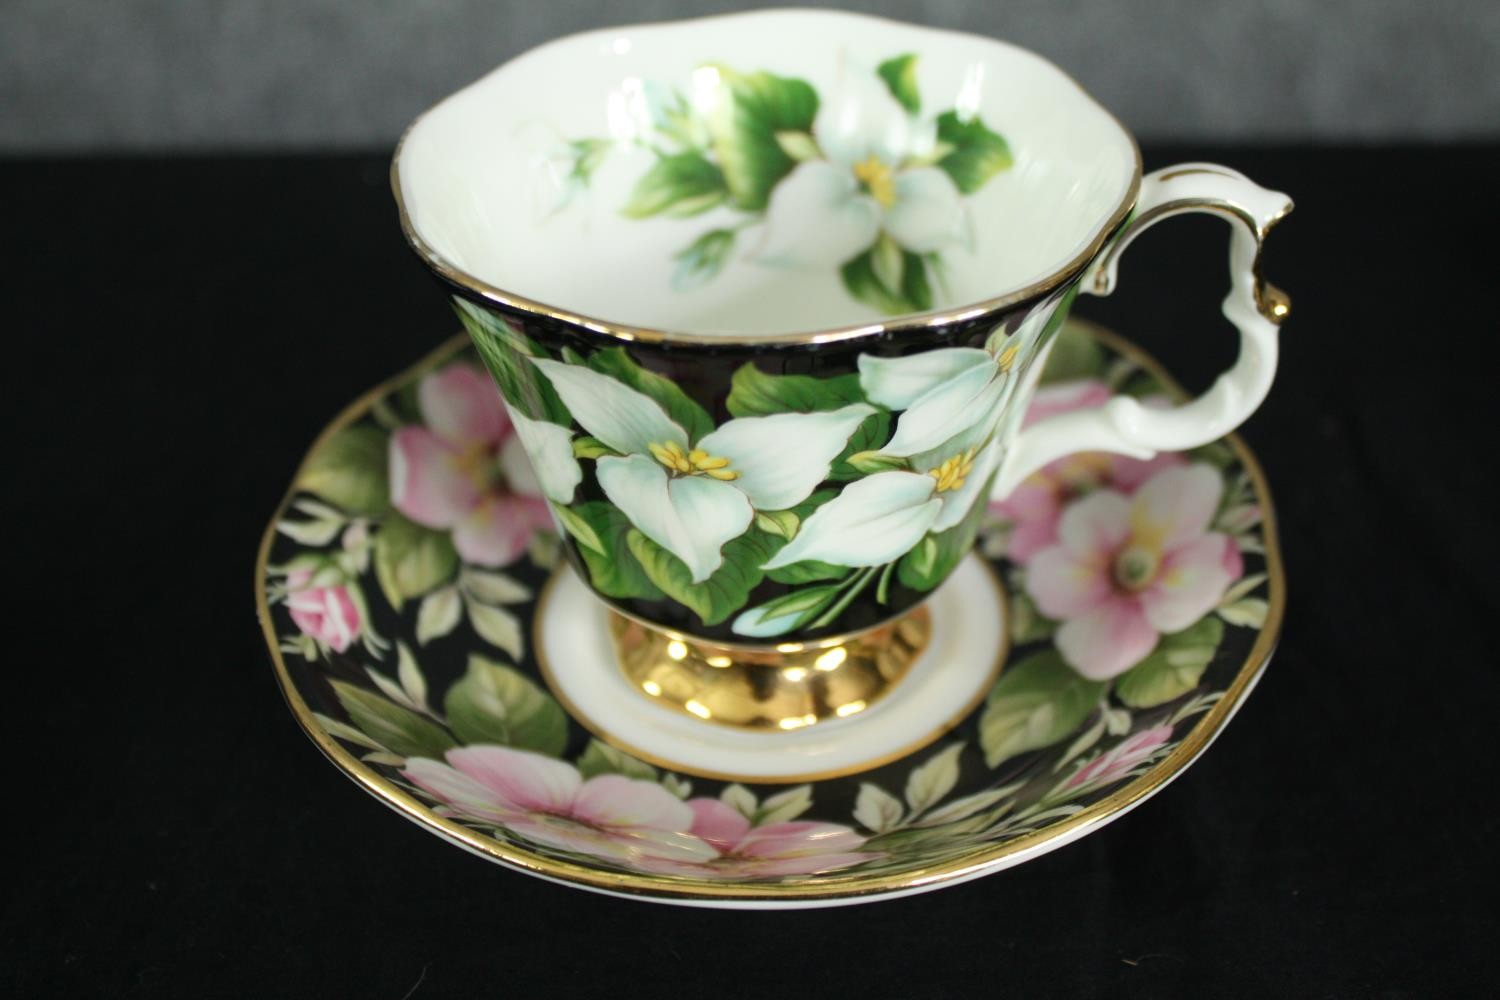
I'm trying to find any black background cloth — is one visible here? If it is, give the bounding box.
[4,146,1496,997]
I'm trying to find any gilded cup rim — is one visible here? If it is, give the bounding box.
[390,8,1143,348]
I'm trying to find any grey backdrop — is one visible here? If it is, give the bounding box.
[4,0,1496,151]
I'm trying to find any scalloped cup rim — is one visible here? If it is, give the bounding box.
[392,7,1142,345]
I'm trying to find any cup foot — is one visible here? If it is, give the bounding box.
[535,556,1008,783]
[608,608,931,731]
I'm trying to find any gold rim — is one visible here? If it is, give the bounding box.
[389,10,1144,348]
[532,562,1007,783]
[254,320,1285,902]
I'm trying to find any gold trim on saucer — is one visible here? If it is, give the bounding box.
[607,607,930,731]
[255,320,1285,904]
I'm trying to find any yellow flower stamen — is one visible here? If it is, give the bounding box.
[928,448,978,493]
[649,440,739,481]
[996,342,1020,372]
[852,155,897,209]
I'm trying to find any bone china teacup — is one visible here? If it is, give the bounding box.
[391,9,1291,721]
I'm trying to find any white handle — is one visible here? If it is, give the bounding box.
[992,163,1293,499]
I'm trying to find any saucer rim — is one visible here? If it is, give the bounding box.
[254,319,1284,904]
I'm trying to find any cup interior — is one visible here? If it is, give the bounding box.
[396,10,1138,337]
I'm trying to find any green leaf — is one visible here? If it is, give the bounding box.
[1115,617,1224,708]
[576,739,659,781]
[841,246,933,315]
[708,68,819,211]
[740,583,842,626]
[443,655,568,756]
[904,742,963,814]
[853,783,905,833]
[830,411,892,480]
[755,509,800,540]
[871,232,904,292]
[454,300,569,424]
[568,138,611,185]
[331,681,456,760]
[897,491,989,591]
[773,130,821,161]
[978,650,1107,769]
[373,511,458,610]
[565,502,664,601]
[672,229,736,291]
[298,425,389,515]
[726,364,866,417]
[553,504,605,555]
[1009,588,1057,644]
[935,111,1014,194]
[586,347,714,444]
[765,560,850,585]
[621,151,727,218]
[571,436,619,460]
[625,528,779,627]
[877,53,921,114]
[1039,321,1105,385]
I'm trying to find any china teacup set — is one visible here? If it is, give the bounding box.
[260,9,1290,906]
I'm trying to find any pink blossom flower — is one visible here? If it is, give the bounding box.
[991,379,1184,564]
[286,567,361,652]
[1026,464,1243,679]
[1062,724,1174,793]
[637,798,880,879]
[403,746,716,865]
[389,364,553,567]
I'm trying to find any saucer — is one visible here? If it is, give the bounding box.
[256,318,1282,908]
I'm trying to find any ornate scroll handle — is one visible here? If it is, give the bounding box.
[993,163,1294,500]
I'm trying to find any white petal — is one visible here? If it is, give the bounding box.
[596,455,753,583]
[752,162,881,268]
[813,63,915,167]
[531,359,686,456]
[503,407,580,504]
[696,403,875,511]
[882,360,1006,459]
[761,472,941,569]
[884,167,966,253]
[857,348,991,410]
[929,438,1005,533]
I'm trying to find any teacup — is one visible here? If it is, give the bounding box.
[392,9,1290,727]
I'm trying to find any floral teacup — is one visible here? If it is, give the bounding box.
[392,9,1291,727]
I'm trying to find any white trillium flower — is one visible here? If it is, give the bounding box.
[531,359,874,583]
[761,436,1004,571]
[760,332,1030,572]
[754,64,966,267]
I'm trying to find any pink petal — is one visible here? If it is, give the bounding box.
[403,757,525,825]
[1026,545,1111,620]
[1221,534,1244,579]
[1022,379,1111,427]
[445,746,581,814]
[389,427,478,529]
[451,493,550,567]
[503,818,633,861]
[734,821,870,860]
[1139,533,1236,633]
[1055,596,1159,680]
[1006,511,1062,565]
[419,364,510,447]
[1056,489,1133,557]
[686,798,751,854]
[1129,464,1222,552]
[1109,450,1186,492]
[572,774,696,833]
[991,476,1057,523]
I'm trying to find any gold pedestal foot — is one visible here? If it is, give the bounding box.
[608,609,932,730]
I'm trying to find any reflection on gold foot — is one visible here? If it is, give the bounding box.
[609,609,932,730]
